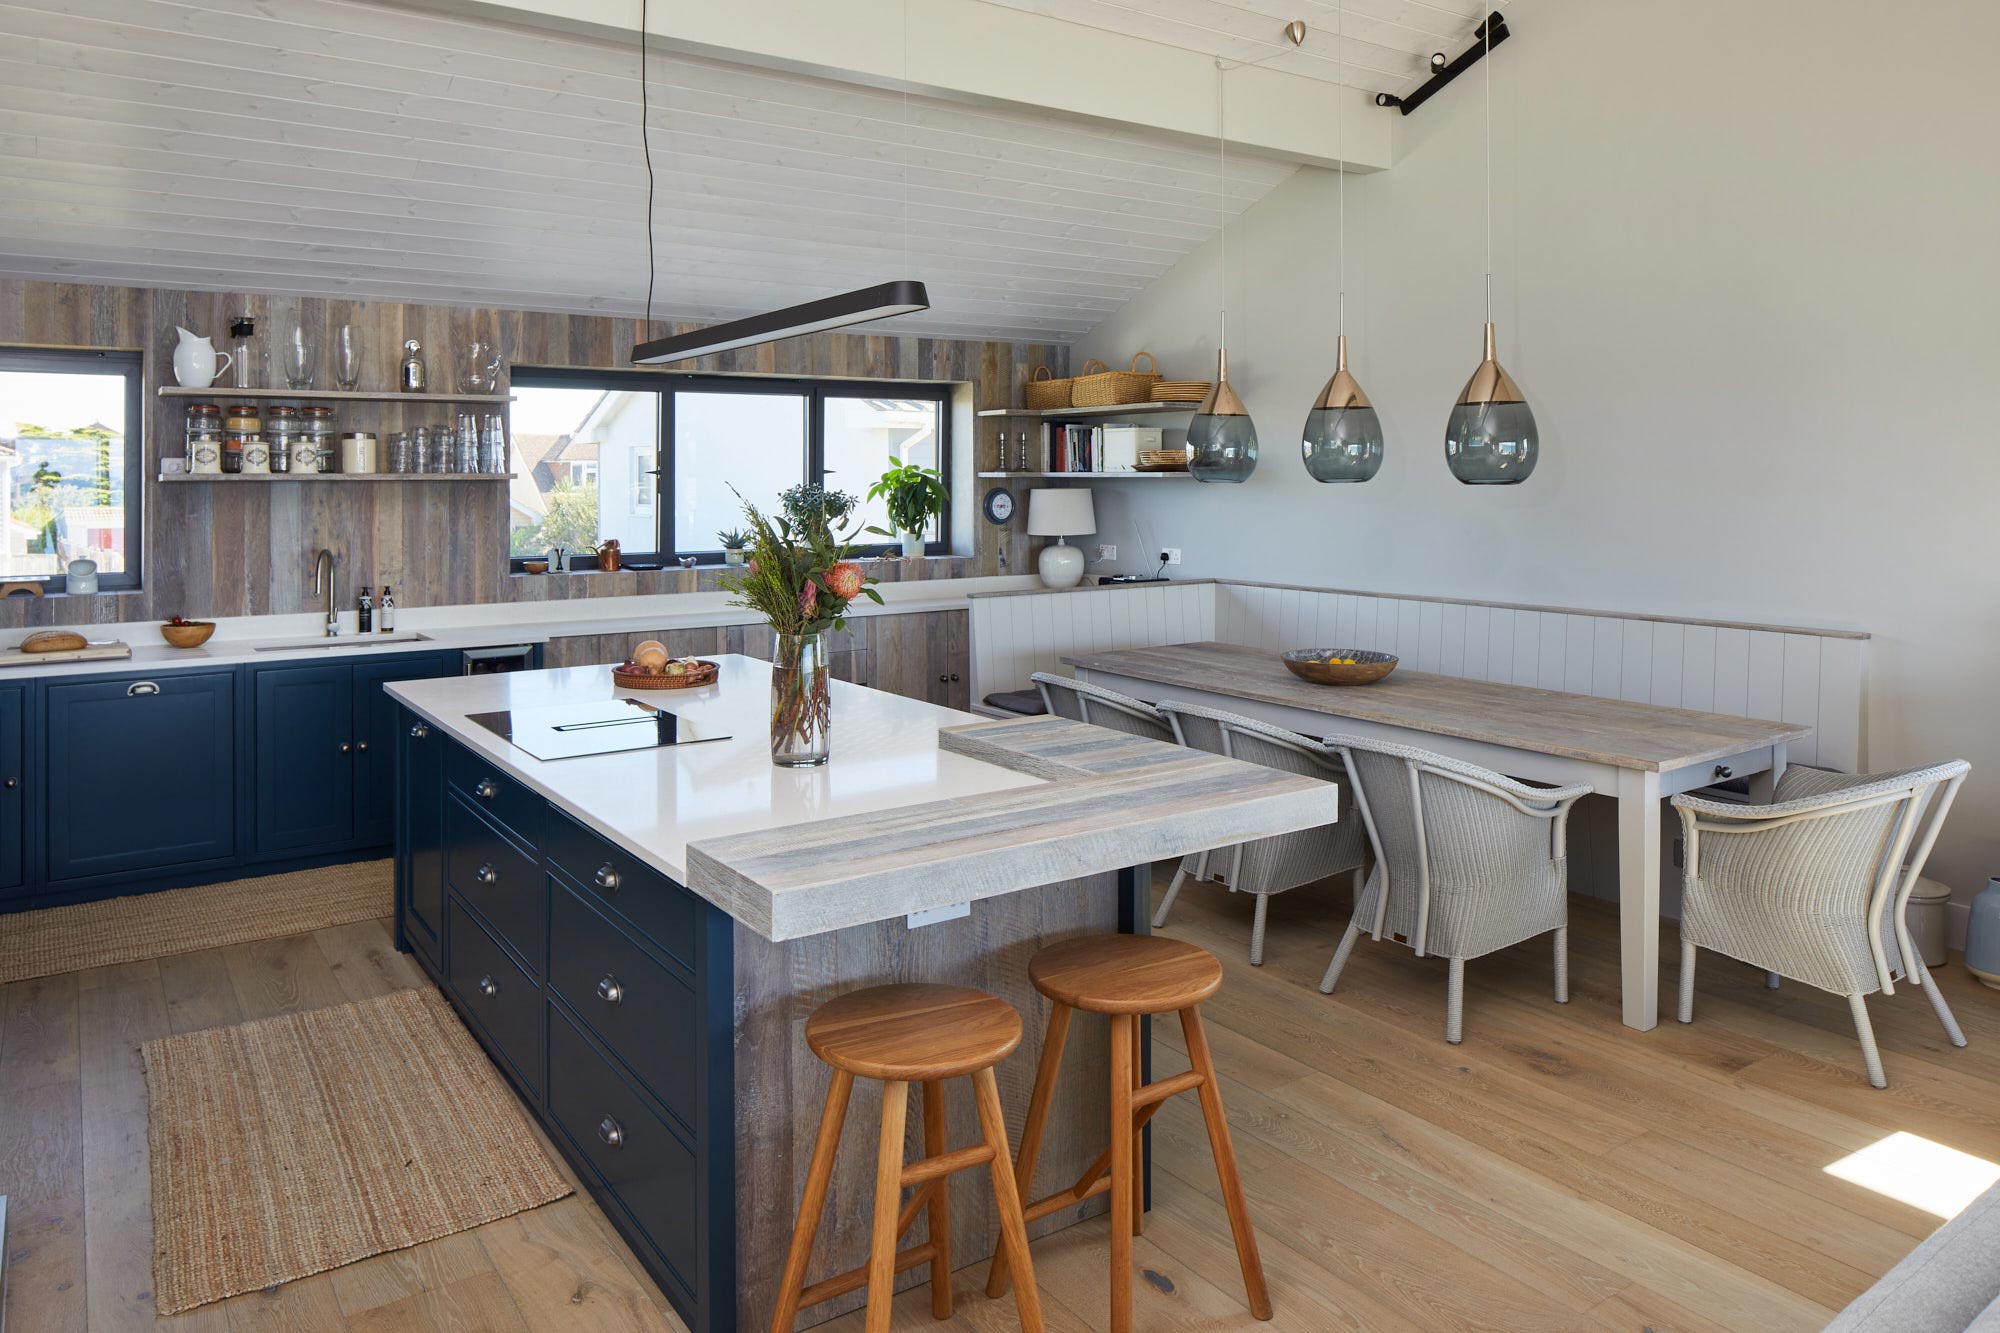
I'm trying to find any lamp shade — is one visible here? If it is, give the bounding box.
[1026,488,1095,537]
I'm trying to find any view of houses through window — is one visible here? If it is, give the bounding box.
[0,349,140,586]
[508,373,947,562]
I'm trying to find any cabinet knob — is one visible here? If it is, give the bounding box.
[409,722,431,739]
[938,673,949,683]
[339,742,352,754]
[950,673,961,682]
[596,1116,625,1149]
[477,975,499,997]
[3,777,16,789]
[594,864,621,892]
[475,863,498,885]
[597,975,624,1005]
[474,778,497,800]
[356,740,369,753]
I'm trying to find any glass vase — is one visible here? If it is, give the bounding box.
[770,631,830,767]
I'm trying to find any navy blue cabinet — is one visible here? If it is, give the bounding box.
[252,654,455,858]
[397,706,446,962]
[44,671,236,883]
[0,684,23,893]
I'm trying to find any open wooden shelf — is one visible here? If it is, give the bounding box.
[976,402,1197,419]
[977,470,1191,480]
[158,386,513,405]
[157,472,513,483]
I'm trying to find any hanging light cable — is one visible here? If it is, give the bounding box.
[1186,58,1259,483]
[1301,2,1385,483]
[1443,8,1538,484]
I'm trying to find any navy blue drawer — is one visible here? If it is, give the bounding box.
[445,796,545,976]
[549,881,697,1131]
[546,810,695,969]
[447,743,543,850]
[547,1002,698,1291]
[448,897,542,1098]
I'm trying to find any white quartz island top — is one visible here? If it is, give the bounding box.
[389,657,1340,940]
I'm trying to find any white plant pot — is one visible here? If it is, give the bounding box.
[900,531,925,559]
[724,551,746,566]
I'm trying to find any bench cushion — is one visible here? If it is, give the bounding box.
[982,688,1046,717]
[1826,1181,2000,1331]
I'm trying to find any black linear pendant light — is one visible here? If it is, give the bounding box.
[627,0,928,366]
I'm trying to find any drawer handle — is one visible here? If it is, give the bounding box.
[477,975,499,997]
[409,721,431,739]
[126,681,160,697]
[475,863,498,885]
[593,864,621,892]
[1714,764,1734,780]
[596,1116,625,1149]
[474,778,498,800]
[597,975,624,1005]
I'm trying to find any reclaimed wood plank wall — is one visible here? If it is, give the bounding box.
[0,278,1068,630]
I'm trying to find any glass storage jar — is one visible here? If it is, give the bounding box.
[184,403,222,473]
[264,404,299,474]
[301,405,335,473]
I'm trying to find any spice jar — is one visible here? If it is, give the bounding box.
[185,403,222,474]
[301,405,334,473]
[265,404,298,474]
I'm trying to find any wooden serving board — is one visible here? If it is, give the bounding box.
[0,640,133,667]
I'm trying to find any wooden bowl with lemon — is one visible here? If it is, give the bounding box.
[1280,648,1398,687]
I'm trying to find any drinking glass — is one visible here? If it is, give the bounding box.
[283,326,318,390]
[333,324,362,391]
[461,340,501,394]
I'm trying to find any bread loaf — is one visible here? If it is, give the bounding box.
[20,630,88,654]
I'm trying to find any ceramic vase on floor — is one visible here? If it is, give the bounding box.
[1966,878,2000,990]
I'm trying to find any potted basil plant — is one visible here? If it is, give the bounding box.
[865,462,948,558]
[717,528,751,565]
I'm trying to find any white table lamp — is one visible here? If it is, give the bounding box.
[1027,488,1095,589]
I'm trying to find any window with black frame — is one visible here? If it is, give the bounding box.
[508,369,950,568]
[0,346,144,591]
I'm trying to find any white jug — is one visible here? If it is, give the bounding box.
[172,326,234,389]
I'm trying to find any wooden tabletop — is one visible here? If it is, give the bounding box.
[1063,641,1810,772]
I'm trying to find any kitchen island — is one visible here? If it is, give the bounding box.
[386,657,1337,1332]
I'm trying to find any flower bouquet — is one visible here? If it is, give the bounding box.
[719,483,882,766]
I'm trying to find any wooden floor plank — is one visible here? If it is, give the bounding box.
[1,970,82,1092]
[219,931,351,1023]
[0,1078,88,1333]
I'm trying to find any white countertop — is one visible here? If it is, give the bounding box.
[0,574,1040,680]
[387,657,1046,887]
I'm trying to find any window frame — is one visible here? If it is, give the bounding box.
[507,367,952,571]
[0,345,145,593]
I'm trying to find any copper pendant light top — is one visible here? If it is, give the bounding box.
[1311,334,1372,411]
[1199,346,1251,417]
[1454,321,1526,406]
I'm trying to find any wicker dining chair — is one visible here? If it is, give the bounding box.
[1029,671,1176,743]
[1671,760,1971,1089]
[1316,733,1593,1044]
[1150,702,1368,965]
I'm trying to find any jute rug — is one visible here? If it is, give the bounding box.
[142,986,573,1314]
[0,860,392,984]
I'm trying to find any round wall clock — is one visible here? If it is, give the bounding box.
[982,486,1017,525]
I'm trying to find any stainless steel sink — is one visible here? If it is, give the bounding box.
[252,632,432,651]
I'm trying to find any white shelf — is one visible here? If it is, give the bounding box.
[976,402,1198,419]
[977,471,1191,480]
[157,472,513,483]
[158,386,513,405]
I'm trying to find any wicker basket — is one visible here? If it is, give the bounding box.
[1072,352,1161,408]
[1151,380,1211,403]
[1023,365,1072,410]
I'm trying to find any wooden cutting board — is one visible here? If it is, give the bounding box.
[0,640,132,667]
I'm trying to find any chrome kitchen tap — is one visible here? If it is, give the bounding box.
[312,549,340,636]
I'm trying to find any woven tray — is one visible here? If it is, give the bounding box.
[1151,379,1211,403]
[612,659,720,690]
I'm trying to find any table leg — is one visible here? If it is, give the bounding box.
[1747,742,1788,803]
[1615,768,1662,1031]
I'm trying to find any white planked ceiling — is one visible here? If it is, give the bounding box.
[972,0,1492,97]
[0,0,1302,344]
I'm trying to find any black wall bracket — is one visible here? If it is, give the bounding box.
[1375,11,1510,117]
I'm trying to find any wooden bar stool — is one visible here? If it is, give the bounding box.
[986,934,1271,1332]
[768,983,1045,1333]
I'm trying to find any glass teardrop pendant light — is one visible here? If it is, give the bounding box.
[1187,61,1258,483]
[1301,3,1383,483]
[1444,12,1539,485]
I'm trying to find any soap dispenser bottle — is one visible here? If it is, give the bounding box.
[379,585,396,633]
[357,585,373,634]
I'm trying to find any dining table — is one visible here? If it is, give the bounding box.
[1063,640,1815,1031]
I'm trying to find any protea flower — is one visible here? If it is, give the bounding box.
[797,578,818,617]
[824,561,865,601]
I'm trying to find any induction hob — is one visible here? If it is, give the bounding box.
[467,698,732,761]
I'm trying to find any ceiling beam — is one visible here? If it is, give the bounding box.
[402,0,1392,173]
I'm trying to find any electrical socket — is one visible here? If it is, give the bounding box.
[1095,543,1117,561]
[1160,548,1182,566]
